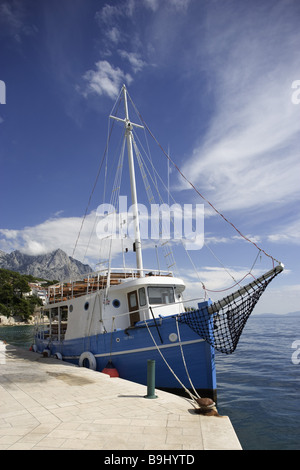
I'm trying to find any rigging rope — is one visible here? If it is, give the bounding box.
[136,112,281,266]
[72,96,122,262]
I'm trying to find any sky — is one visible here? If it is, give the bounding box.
[0,0,300,314]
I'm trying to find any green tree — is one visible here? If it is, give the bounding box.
[0,269,44,321]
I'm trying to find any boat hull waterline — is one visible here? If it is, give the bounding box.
[35,310,217,401]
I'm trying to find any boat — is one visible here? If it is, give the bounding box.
[34,85,283,402]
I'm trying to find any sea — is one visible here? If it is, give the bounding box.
[0,314,299,450]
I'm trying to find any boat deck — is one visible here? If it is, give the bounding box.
[0,340,242,450]
[47,270,173,303]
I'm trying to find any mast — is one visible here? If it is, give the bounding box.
[110,85,144,276]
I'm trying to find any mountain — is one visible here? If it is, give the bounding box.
[0,249,92,281]
[254,311,300,317]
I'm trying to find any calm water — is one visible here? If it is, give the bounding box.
[216,315,300,450]
[0,316,299,450]
[0,325,35,348]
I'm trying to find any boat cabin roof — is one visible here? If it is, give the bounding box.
[46,269,185,306]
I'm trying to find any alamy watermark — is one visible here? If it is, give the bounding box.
[0,80,6,104]
[291,80,300,104]
[291,340,300,365]
[95,196,204,250]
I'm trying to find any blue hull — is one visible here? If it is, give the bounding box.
[35,314,217,400]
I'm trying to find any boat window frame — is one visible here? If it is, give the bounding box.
[138,287,147,306]
[147,286,175,305]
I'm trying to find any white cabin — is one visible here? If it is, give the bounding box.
[38,269,185,342]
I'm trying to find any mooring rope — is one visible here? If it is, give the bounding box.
[175,317,201,399]
[143,315,199,402]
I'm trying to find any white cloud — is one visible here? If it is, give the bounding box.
[0,212,104,265]
[118,50,147,74]
[252,283,300,315]
[95,4,123,24]
[142,0,191,12]
[95,1,137,25]
[0,0,37,42]
[0,216,81,256]
[82,61,132,100]
[96,0,190,20]
[180,3,300,215]
[268,218,300,245]
[180,264,268,307]
[106,27,122,45]
[0,210,150,268]
[167,0,191,11]
[142,0,160,11]
[179,263,294,315]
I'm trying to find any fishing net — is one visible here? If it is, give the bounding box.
[178,267,281,354]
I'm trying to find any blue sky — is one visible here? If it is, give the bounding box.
[0,0,300,314]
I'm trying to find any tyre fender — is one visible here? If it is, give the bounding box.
[54,352,63,360]
[79,351,97,370]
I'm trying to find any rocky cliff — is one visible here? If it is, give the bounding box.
[0,249,92,281]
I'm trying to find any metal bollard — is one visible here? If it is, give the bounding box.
[144,359,158,399]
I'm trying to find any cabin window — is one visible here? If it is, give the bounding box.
[129,292,137,308]
[147,286,175,305]
[127,290,140,326]
[138,287,146,306]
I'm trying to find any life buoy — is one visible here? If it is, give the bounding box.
[54,352,63,360]
[79,351,97,370]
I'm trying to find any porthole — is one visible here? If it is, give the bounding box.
[112,299,121,308]
[84,301,89,311]
[69,304,73,312]
[169,333,178,342]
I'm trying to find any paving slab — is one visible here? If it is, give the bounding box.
[0,340,242,450]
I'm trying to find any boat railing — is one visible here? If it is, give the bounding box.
[46,267,173,304]
[102,295,205,323]
[34,295,207,341]
[34,318,68,342]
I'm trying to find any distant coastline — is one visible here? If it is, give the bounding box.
[1,310,299,327]
[0,315,36,326]
[253,311,300,317]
